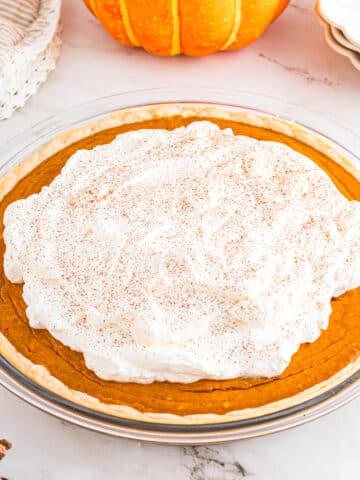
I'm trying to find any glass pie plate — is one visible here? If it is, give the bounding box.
[0,88,359,445]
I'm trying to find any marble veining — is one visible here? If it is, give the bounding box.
[258,53,342,86]
[289,4,312,13]
[184,447,249,479]
[0,0,359,478]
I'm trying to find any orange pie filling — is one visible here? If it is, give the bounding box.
[0,115,359,416]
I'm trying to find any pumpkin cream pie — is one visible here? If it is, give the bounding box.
[0,105,359,424]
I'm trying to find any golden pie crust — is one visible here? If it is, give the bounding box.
[0,104,359,425]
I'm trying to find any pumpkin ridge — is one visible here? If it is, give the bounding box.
[84,0,289,56]
[88,0,98,17]
[221,0,242,50]
[118,0,140,47]
[171,0,181,55]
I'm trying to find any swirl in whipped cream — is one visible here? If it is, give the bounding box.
[4,122,360,383]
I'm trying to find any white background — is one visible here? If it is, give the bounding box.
[1,0,359,478]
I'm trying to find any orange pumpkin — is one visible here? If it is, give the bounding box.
[83,0,289,56]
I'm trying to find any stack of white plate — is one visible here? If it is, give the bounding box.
[316,0,360,71]
[0,0,61,120]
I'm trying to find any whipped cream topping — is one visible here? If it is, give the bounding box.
[4,121,360,383]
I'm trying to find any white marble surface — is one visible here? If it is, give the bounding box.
[1,0,359,478]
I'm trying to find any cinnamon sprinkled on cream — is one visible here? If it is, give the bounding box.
[4,122,360,383]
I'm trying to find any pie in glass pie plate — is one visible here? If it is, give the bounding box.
[0,90,359,444]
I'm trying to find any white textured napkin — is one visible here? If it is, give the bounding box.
[0,0,61,120]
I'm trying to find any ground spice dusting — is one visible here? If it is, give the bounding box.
[4,121,360,384]
[0,115,359,416]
